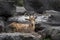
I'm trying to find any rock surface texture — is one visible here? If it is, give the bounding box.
[0,33,42,40]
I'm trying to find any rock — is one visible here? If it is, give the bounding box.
[8,16,29,23]
[0,17,5,32]
[37,10,60,39]
[8,15,50,24]
[0,0,16,21]
[36,24,60,39]
[15,6,26,16]
[36,27,48,39]
[51,29,60,40]
[23,0,45,14]
[42,27,60,35]
[24,0,60,12]
[43,10,60,26]
[35,15,50,24]
[0,33,42,40]
[49,0,60,11]
[16,6,26,13]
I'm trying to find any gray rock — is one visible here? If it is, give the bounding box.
[23,0,45,14]
[0,17,5,32]
[15,6,26,16]
[16,6,26,13]
[0,0,16,21]
[23,0,60,12]
[8,16,29,23]
[43,10,60,26]
[36,25,60,39]
[37,27,47,39]
[8,15,50,24]
[51,29,60,40]
[0,33,42,40]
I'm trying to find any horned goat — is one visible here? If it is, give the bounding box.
[8,16,35,33]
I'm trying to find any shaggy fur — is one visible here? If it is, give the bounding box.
[8,16,35,33]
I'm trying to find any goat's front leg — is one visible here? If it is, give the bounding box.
[13,29,16,32]
[16,28,19,32]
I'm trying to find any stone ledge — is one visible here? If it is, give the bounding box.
[0,33,42,40]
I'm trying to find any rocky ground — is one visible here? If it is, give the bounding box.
[0,33,42,40]
[0,6,60,40]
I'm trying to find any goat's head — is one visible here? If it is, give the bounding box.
[25,16,36,22]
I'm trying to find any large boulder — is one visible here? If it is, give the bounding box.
[50,29,60,40]
[0,0,16,21]
[15,6,26,16]
[23,0,45,14]
[0,33,42,40]
[8,16,29,23]
[8,14,49,24]
[0,17,5,32]
[23,0,60,14]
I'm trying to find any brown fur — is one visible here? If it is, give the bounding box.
[8,16,35,33]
